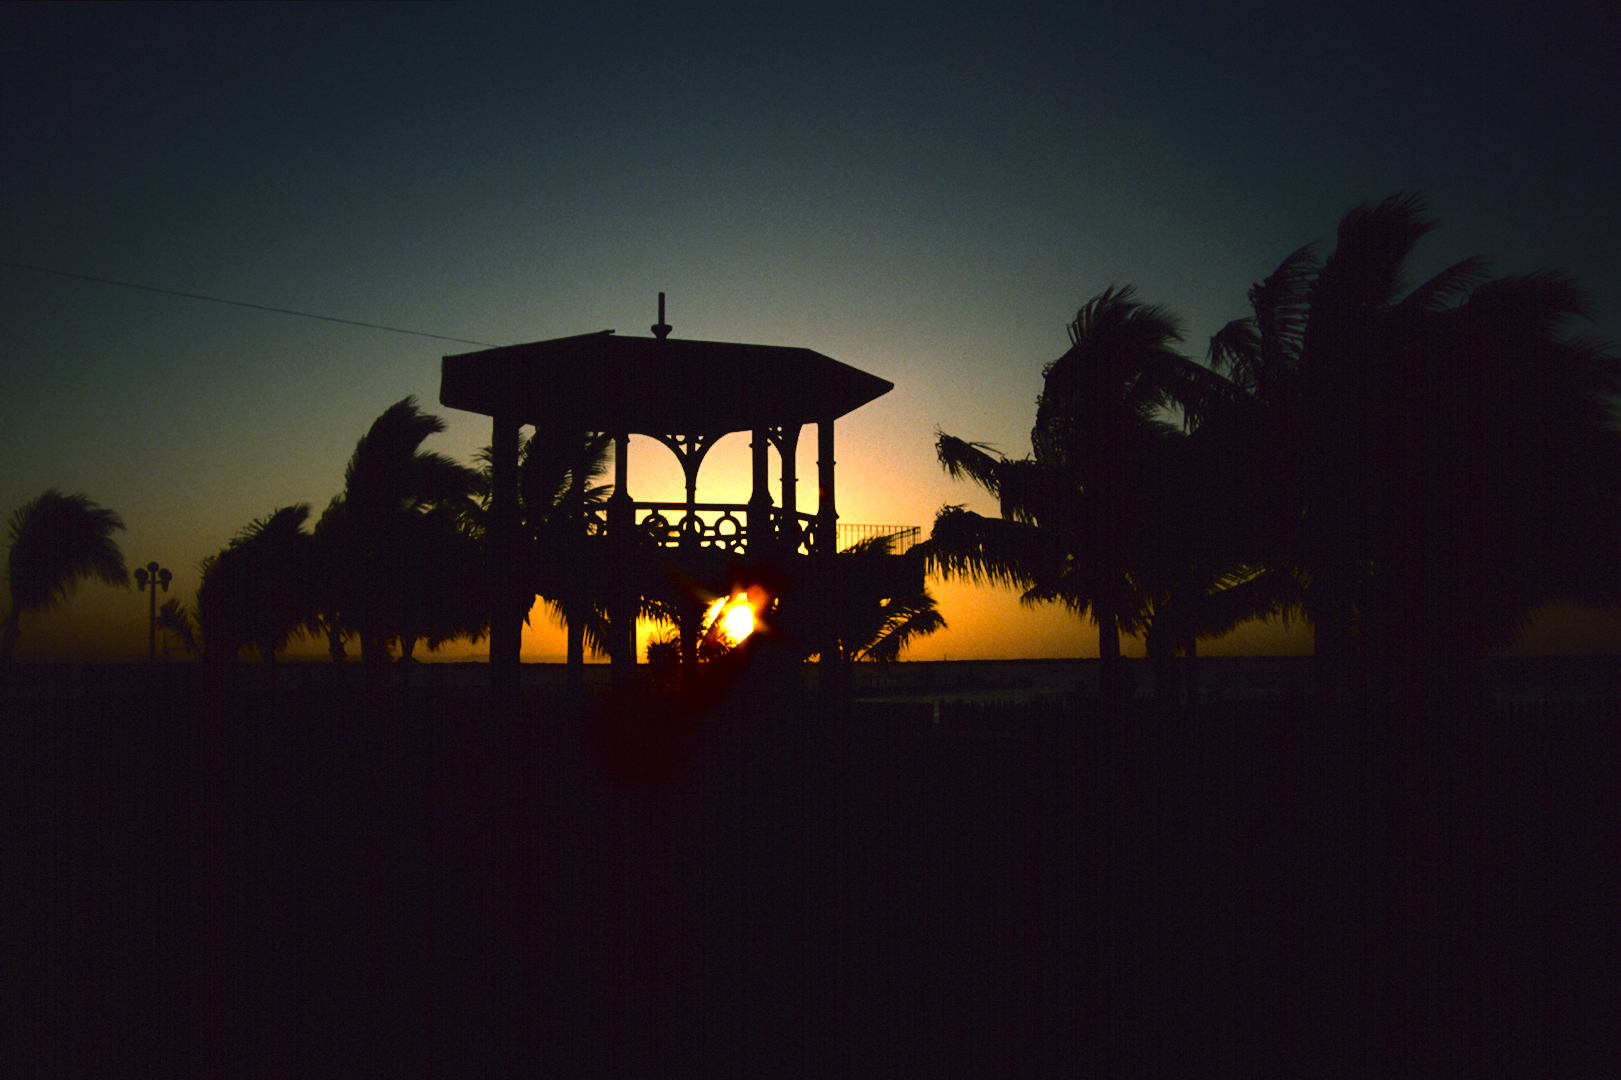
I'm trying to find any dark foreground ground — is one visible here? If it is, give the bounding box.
[6,673,1618,1078]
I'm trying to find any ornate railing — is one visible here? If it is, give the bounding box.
[634,502,753,554]
[605,503,918,559]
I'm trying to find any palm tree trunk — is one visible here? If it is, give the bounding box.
[567,616,585,692]
[1311,571,1351,711]
[1,608,20,692]
[327,625,348,689]
[261,638,276,693]
[1096,598,1122,703]
[1181,634,1198,709]
[360,627,386,690]
[679,597,700,674]
[1147,619,1173,715]
[400,635,417,688]
[1,608,19,668]
[1312,619,1339,710]
[566,618,583,664]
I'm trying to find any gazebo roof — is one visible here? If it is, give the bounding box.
[441,330,893,435]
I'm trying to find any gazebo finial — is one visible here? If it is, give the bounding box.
[652,292,673,340]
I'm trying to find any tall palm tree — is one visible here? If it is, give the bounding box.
[1131,409,1308,708]
[331,398,486,669]
[1208,192,1621,707]
[393,501,490,666]
[196,504,318,664]
[926,438,1105,639]
[3,490,129,668]
[1374,269,1621,706]
[311,495,353,664]
[521,428,616,665]
[928,287,1219,701]
[475,428,619,670]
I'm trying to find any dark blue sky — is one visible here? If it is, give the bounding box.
[4,1,1618,659]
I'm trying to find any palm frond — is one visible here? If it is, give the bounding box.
[343,397,474,511]
[5,490,129,614]
[541,595,617,659]
[231,503,312,547]
[852,592,947,662]
[992,458,1065,526]
[1250,243,1320,348]
[1396,255,1494,315]
[1460,269,1594,343]
[1154,355,1246,431]
[1065,284,1186,352]
[935,432,1009,497]
[156,598,199,652]
[1207,318,1261,391]
[921,505,1040,590]
[198,504,319,660]
[1197,567,1308,639]
[1316,191,1438,315]
[1037,285,1193,467]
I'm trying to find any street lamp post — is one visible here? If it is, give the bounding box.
[134,561,172,662]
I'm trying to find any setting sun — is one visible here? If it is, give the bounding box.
[703,587,768,651]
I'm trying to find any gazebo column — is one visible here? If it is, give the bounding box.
[818,414,847,697]
[736,427,774,710]
[769,424,803,710]
[489,412,522,699]
[608,432,637,686]
[778,425,799,557]
[817,415,837,559]
[679,439,704,674]
[566,450,587,694]
[747,427,773,555]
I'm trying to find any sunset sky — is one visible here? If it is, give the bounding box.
[4,1,1619,662]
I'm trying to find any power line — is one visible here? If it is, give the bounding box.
[0,260,500,347]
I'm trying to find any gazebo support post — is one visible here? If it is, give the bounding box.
[566,451,587,694]
[748,426,773,552]
[489,412,522,701]
[777,425,799,557]
[609,432,637,687]
[818,414,847,701]
[679,440,702,677]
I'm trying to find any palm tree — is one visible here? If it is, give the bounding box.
[793,533,947,662]
[393,502,490,667]
[924,439,1084,626]
[1376,269,1621,707]
[928,287,1220,701]
[1208,192,1621,707]
[2,490,129,669]
[475,429,621,674]
[519,428,616,665]
[155,597,198,655]
[330,398,486,669]
[311,496,354,664]
[929,428,1217,704]
[1130,412,1307,708]
[196,504,318,664]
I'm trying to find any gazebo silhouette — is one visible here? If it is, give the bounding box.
[440,296,921,694]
